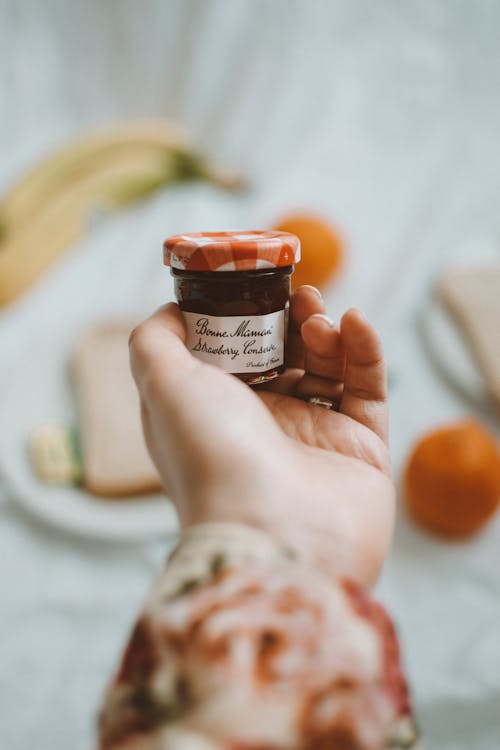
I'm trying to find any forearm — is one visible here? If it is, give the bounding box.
[98,524,420,750]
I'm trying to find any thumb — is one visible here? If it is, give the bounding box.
[129,303,267,443]
[129,302,199,400]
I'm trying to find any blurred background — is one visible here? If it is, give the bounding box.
[1,1,500,748]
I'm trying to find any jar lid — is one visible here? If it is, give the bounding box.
[163,230,300,272]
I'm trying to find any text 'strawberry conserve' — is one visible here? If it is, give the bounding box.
[163,231,300,384]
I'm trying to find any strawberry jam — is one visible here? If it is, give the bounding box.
[163,231,300,385]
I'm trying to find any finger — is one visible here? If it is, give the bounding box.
[301,314,345,379]
[338,308,388,442]
[286,285,325,368]
[130,303,274,435]
[294,315,346,402]
[294,374,344,403]
[255,367,304,396]
[129,303,199,398]
[263,313,345,399]
[261,369,343,403]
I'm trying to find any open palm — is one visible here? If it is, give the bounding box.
[130,286,395,588]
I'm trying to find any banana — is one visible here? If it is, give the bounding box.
[0,121,245,306]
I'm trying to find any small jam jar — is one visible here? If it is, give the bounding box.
[163,230,301,384]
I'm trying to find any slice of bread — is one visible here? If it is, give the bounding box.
[439,265,500,409]
[73,322,162,497]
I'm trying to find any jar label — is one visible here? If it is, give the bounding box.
[183,310,286,373]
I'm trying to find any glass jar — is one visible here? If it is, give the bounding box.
[163,231,300,384]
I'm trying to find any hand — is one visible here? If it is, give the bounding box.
[129,286,395,587]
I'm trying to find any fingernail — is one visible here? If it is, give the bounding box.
[311,313,336,329]
[349,307,367,321]
[301,285,323,300]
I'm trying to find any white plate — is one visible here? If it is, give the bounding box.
[419,236,500,422]
[0,337,179,542]
[419,293,492,413]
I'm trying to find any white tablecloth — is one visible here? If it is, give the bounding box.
[1,2,500,747]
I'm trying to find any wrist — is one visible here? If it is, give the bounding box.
[178,459,288,532]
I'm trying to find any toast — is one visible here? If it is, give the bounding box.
[439,265,500,409]
[73,322,162,497]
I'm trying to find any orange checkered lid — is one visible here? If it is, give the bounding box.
[163,230,300,272]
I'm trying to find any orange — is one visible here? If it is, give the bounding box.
[273,213,344,291]
[403,419,500,539]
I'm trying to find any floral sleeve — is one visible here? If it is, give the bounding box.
[98,524,421,750]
